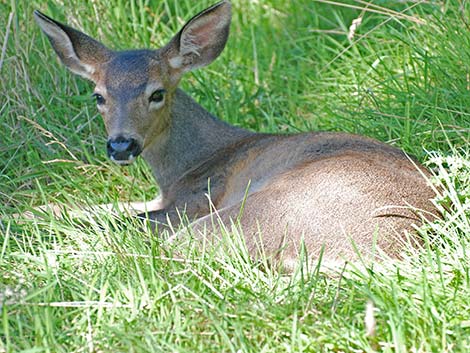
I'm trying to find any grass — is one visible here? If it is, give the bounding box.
[1,0,470,351]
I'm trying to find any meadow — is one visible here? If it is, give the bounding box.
[1,0,470,351]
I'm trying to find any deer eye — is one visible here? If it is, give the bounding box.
[149,89,166,103]
[92,93,105,105]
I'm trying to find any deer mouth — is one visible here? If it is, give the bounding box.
[109,154,137,166]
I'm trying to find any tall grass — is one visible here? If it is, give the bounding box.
[1,0,470,352]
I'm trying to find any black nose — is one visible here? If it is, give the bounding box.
[107,136,142,164]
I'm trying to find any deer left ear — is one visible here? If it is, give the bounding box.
[34,10,112,80]
[164,0,231,73]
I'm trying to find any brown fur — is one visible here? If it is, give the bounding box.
[34,1,438,268]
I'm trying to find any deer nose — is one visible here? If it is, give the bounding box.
[107,136,142,165]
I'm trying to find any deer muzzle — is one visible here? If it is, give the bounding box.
[106,136,142,165]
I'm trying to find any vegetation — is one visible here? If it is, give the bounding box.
[1,0,469,351]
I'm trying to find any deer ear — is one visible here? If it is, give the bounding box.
[34,11,111,80]
[165,0,231,72]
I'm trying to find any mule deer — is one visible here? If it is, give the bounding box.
[34,1,437,267]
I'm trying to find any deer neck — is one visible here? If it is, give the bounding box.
[142,89,253,193]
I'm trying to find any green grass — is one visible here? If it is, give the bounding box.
[1,0,470,351]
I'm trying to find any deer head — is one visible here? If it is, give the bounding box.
[34,1,231,165]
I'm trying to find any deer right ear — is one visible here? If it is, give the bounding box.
[34,11,111,80]
[165,0,231,73]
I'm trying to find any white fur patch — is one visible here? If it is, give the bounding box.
[169,56,184,69]
[149,99,165,110]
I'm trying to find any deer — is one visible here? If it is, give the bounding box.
[34,0,438,269]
